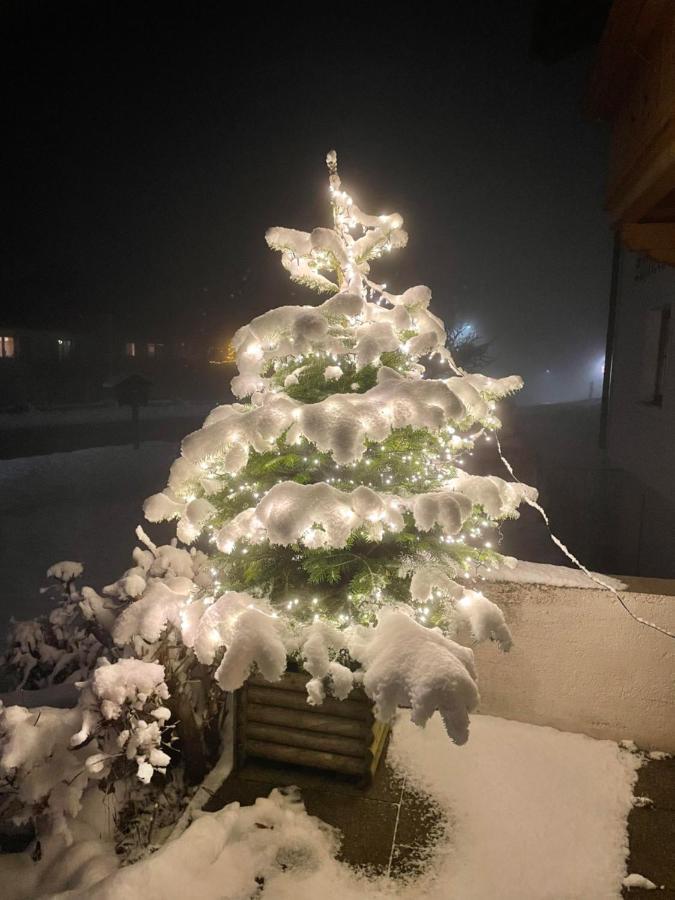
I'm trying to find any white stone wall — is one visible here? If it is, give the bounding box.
[474,582,675,751]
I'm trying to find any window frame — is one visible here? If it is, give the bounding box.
[640,304,671,407]
[0,335,16,358]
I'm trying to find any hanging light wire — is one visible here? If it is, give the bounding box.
[495,435,675,640]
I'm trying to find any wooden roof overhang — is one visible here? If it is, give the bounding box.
[587,0,675,265]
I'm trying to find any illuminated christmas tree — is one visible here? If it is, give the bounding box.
[140,151,535,741]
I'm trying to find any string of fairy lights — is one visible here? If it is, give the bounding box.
[171,152,533,637]
[186,396,506,629]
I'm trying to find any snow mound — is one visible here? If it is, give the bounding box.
[623,873,660,890]
[351,608,479,744]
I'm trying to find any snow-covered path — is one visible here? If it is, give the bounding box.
[0,443,177,630]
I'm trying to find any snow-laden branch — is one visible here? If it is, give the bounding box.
[230,287,448,396]
[214,481,473,551]
[187,592,289,691]
[185,473,533,555]
[265,177,407,296]
[350,608,480,744]
[146,368,519,524]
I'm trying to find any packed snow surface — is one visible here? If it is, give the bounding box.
[1,714,640,900]
[388,714,641,900]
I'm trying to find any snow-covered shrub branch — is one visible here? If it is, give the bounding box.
[0,658,172,843]
[350,607,480,744]
[1,562,106,692]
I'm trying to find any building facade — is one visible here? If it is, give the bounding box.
[588,0,675,576]
[603,250,673,575]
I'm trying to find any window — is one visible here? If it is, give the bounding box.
[57,338,72,361]
[0,335,15,358]
[147,342,163,358]
[640,305,670,406]
[126,341,136,357]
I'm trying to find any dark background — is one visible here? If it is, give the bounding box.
[3,1,612,403]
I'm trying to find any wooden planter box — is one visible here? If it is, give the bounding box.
[235,671,389,782]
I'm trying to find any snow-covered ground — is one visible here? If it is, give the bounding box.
[0,443,178,631]
[0,442,652,898]
[0,713,642,899]
[388,714,640,899]
[0,402,212,431]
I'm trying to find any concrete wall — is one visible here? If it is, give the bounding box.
[474,581,675,751]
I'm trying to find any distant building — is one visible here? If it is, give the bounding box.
[0,320,231,409]
[0,326,84,408]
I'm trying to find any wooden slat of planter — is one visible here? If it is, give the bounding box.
[247,702,371,738]
[246,722,366,758]
[248,671,369,702]
[247,685,373,721]
[246,739,367,776]
[247,672,311,693]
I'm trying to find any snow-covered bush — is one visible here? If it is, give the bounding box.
[0,658,172,843]
[1,562,105,691]
[106,527,213,649]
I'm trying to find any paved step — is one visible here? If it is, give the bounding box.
[205,737,447,879]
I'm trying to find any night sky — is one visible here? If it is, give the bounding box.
[4,2,612,403]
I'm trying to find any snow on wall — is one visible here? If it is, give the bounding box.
[475,581,675,751]
[476,558,627,590]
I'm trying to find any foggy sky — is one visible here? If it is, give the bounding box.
[3,3,613,403]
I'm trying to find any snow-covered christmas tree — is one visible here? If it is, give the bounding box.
[138,150,535,739]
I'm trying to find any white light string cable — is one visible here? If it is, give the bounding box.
[495,435,675,640]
